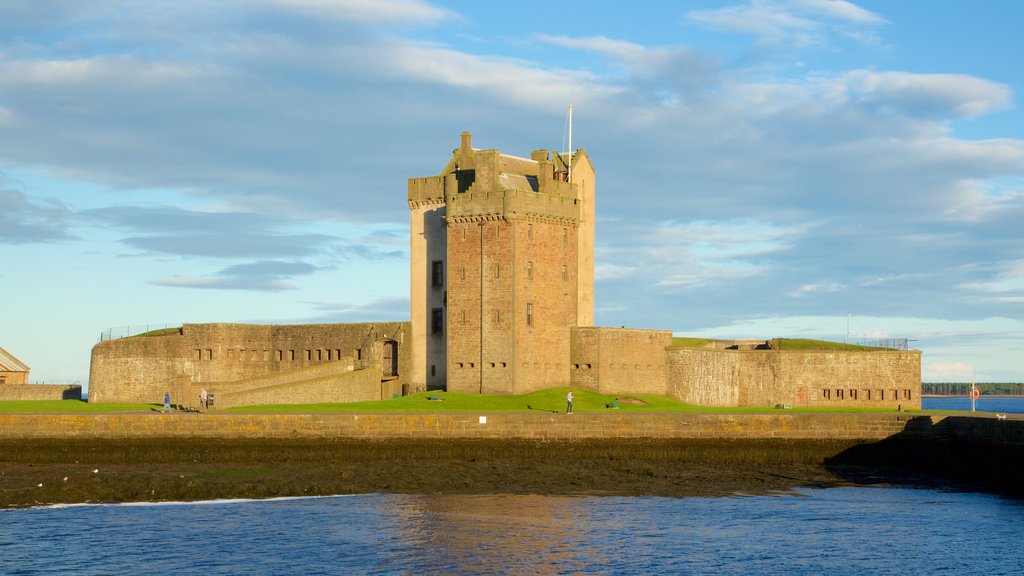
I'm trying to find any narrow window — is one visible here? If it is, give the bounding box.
[335,349,341,360]
[206,349,213,360]
[432,260,444,287]
[526,302,533,326]
[326,349,333,361]
[317,349,323,361]
[878,389,885,400]
[305,349,312,361]
[432,308,443,334]
[196,349,203,361]
[837,389,844,400]
[355,348,362,361]
[289,350,296,361]
[461,310,466,324]
[822,389,831,400]
[528,223,533,241]
[527,261,533,280]
[276,350,283,361]
[866,389,872,400]
[563,227,568,246]
[562,264,567,281]
[431,364,436,377]
[461,266,466,281]
[850,389,857,400]
[904,389,912,400]
[494,309,501,324]
[462,226,467,240]
[495,263,500,279]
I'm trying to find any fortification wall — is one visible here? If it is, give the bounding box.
[570,327,671,395]
[0,384,82,401]
[0,412,928,440]
[666,348,921,409]
[89,322,410,405]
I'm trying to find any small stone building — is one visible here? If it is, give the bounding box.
[0,345,82,400]
[0,346,30,385]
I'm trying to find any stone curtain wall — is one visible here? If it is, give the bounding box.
[211,367,381,409]
[89,322,410,405]
[0,384,82,401]
[570,327,672,395]
[666,348,921,409]
[0,413,929,440]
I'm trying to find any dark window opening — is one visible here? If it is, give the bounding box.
[526,175,539,192]
[432,260,443,287]
[432,308,444,334]
[526,303,533,326]
[456,169,476,193]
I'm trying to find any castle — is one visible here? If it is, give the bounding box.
[87,133,921,409]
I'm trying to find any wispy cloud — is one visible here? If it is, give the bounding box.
[151,260,321,291]
[0,181,76,244]
[687,0,888,48]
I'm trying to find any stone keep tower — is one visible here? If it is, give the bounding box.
[408,132,595,393]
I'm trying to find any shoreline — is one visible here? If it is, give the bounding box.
[2,436,1021,509]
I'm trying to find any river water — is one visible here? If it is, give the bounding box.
[3,487,1022,575]
[922,396,1024,414]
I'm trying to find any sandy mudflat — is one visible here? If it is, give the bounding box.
[1,437,897,508]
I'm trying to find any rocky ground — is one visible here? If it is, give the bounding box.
[6,437,1010,508]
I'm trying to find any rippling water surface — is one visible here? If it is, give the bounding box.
[2,488,1022,575]
[922,396,1024,413]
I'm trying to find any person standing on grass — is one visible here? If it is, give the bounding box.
[200,388,208,412]
[162,391,171,414]
[566,389,573,414]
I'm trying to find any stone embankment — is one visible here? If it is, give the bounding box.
[0,412,972,440]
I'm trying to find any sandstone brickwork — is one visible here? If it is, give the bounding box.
[570,327,672,395]
[666,347,922,409]
[0,412,988,441]
[89,322,410,406]
[410,132,593,395]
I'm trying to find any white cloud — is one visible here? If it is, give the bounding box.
[789,282,844,297]
[687,0,887,48]
[924,361,975,381]
[842,70,1013,118]
[263,0,452,24]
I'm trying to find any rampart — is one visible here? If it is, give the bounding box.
[0,384,82,401]
[666,347,921,409]
[89,322,410,405]
[0,412,995,440]
[570,327,672,395]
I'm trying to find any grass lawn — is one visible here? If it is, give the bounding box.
[0,400,158,413]
[1,388,934,415]
[222,388,912,415]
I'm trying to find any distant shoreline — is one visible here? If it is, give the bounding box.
[922,394,1024,398]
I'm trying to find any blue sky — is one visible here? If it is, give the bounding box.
[2,0,1023,389]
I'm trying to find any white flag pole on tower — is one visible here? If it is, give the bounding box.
[567,104,573,181]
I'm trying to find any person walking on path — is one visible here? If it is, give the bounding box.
[200,388,208,412]
[162,392,171,414]
[566,389,574,414]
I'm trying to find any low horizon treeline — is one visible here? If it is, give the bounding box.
[922,382,1024,396]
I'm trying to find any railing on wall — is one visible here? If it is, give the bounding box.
[99,324,182,342]
[860,338,911,350]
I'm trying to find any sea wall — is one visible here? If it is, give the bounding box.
[666,348,921,409]
[3,412,1012,441]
